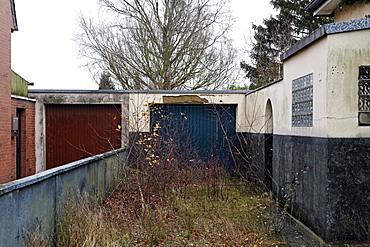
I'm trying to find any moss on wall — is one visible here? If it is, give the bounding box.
[11,71,28,97]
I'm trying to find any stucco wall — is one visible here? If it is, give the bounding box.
[243,24,370,242]
[326,28,370,138]
[246,37,328,137]
[334,1,370,22]
[246,27,370,139]
[245,81,284,134]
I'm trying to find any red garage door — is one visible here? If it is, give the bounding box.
[45,104,121,169]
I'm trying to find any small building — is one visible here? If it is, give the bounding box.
[28,90,127,171]
[244,0,370,242]
[28,90,248,172]
[11,72,36,180]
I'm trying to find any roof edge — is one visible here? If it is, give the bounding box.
[305,0,341,16]
[305,0,327,12]
[10,0,18,32]
[281,18,370,61]
[281,26,327,62]
[246,78,283,95]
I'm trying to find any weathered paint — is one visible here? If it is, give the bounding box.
[0,149,125,247]
[129,92,247,133]
[151,104,236,168]
[246,27,370,139]
[163,95,209,104]
[45,104,121,169]
[242,18,370,242]
[11,71,28,97]
[334,1,370,22]
[28,92,129,173]
[326,29,370,138]
[246,36,328,137]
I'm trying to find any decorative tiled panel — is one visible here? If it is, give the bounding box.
[358,66,370,125]
[359,66,370,80]
[292,73,313,127]
[359,66,370,112]
[325,18,370,34]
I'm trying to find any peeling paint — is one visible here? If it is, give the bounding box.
[162,95,209,104]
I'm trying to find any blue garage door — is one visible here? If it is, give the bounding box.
[150,104,236,169]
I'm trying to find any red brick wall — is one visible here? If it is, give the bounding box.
[0,0,14,183]
[11,98,36,178]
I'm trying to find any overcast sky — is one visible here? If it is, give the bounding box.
[11,0,274,90]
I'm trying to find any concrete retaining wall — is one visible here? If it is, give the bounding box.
[0,148,125,247]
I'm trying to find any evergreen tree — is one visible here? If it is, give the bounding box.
[99,71,115,90]
[241,0,332,90]
[339,0,370,7]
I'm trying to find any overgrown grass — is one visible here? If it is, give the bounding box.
[41,175,284,247]
[55,193,131,247]
[24,107,289,246]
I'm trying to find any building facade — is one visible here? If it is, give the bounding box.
[243,0,370,241]
[0,0,17,183]
[0,1,36,183]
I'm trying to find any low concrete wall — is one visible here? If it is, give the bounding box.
[0,148,125,247]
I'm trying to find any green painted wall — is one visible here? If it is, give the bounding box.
[11,71,28,97]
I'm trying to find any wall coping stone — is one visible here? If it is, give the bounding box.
[0,148,125,196]
[11,94,36,102]
[281,18,370,62]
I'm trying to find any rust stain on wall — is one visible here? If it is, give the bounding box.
[163,95,208,104]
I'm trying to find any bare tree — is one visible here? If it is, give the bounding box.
[76,0,236,90]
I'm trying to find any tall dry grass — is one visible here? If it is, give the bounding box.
[24,104,286,246]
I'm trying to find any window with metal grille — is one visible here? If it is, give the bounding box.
[358,66,370,125]
[292,73,313,127]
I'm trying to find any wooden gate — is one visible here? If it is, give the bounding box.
[45,104,121,169]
